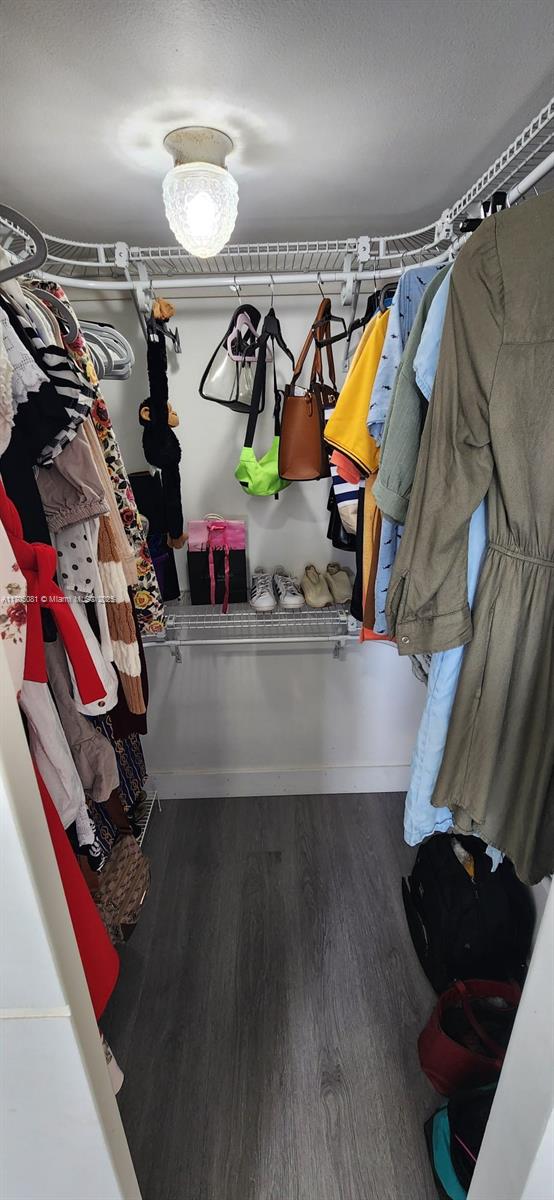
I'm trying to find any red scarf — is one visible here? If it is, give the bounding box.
[0,481,105,703]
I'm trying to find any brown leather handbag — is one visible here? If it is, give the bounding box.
[278,298,338,481]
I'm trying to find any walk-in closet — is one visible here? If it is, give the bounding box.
[1,4,553,1198]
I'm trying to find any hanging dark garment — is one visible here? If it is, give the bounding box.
[387,194,554,885]
[139,326,184,541]
[92,715,147,814]
[350,484,365,622]
[129,469,180,601]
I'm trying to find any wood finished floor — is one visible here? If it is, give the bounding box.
[103,794,437,1200]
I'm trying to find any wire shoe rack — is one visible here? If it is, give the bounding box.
[143,602,354,659]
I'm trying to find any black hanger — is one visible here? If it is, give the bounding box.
[459,190,507,234]
[379,282,397,313]
[315,290,380,350]
[147,313,181,353]
[312,309,348,348]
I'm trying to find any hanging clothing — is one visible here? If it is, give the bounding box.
[36,423,109,531]
[405,501,487,846]
[92,714,147,813]
[0,303,49,411]
[0,295,95,466]
[360,477,390,641]
[20,679,96,847]
[67,598,119,716]
[367,263,445,446]
[330,450,363,486]
[0,480,106,702]
[371,266,447,633]
[414,268,452,401]
[128,469,180,602]
[325,311,387,473]
[373,266,450,524]
[401,265,489,843]
[96,514,145,714]
[0,515,27,696]
[91,394,166,635]
[328,459,360,535]
[387,194,554,885]
[83,418,138,588]
[45,637,119,804]
[0,313,14,455]
[36,769,119,1020]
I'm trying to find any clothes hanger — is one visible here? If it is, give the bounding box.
[226,313,270,362]
[81,322,135,375]
[82,328,115,375]
[19,286,56,345]
[379,282,397,313]
[0,205,48,283]
[29,285,80,343]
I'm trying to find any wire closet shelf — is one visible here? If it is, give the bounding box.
[2,96,553,291]
[144,603,353,657]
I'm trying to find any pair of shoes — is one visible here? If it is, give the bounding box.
[301,562,352,608]
[250,566,305,612]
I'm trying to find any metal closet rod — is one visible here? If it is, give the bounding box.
[29,144,554,294]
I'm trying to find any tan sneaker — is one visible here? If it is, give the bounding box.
[301,564,334,608]
[325,562,352,604]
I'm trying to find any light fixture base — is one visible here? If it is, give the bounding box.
[163,126,234,169]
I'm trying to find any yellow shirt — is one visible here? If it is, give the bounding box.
[325,308,389,474]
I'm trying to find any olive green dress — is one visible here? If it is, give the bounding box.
[387,192,554,884]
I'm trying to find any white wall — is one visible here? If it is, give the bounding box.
[468,885,554,1200]
[75,293,426,798]
[0,640,141,1200]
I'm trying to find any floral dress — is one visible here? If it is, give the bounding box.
[91,394,166,634]
[0,517,27,696]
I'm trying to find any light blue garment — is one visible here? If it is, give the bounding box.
[404,499,487,844]
[374,517,403,630]
[367,262,444,446]
[414,268,452,400]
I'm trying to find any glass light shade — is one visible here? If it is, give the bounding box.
[162,162,238,258]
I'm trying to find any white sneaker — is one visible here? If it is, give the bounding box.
[273,566,305,610]
[250,567,277,612]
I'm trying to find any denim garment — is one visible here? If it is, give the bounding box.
[413,268,452,401]
[404,499,487,846]
[371,264,444,633]
[367,262,444,446]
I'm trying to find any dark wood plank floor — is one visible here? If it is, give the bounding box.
[103,794,437,1200]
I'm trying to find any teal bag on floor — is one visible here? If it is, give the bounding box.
[235,308,294,498]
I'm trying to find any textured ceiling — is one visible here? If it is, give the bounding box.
[1,0,553,245]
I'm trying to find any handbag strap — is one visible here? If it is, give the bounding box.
[199,303,261,397]
[291,298,337,390]
[243,308,294,449]
[452,981,511,1062]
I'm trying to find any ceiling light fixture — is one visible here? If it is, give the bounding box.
[162,126,238,258]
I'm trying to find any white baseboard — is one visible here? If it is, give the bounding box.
[148,763,411,800]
